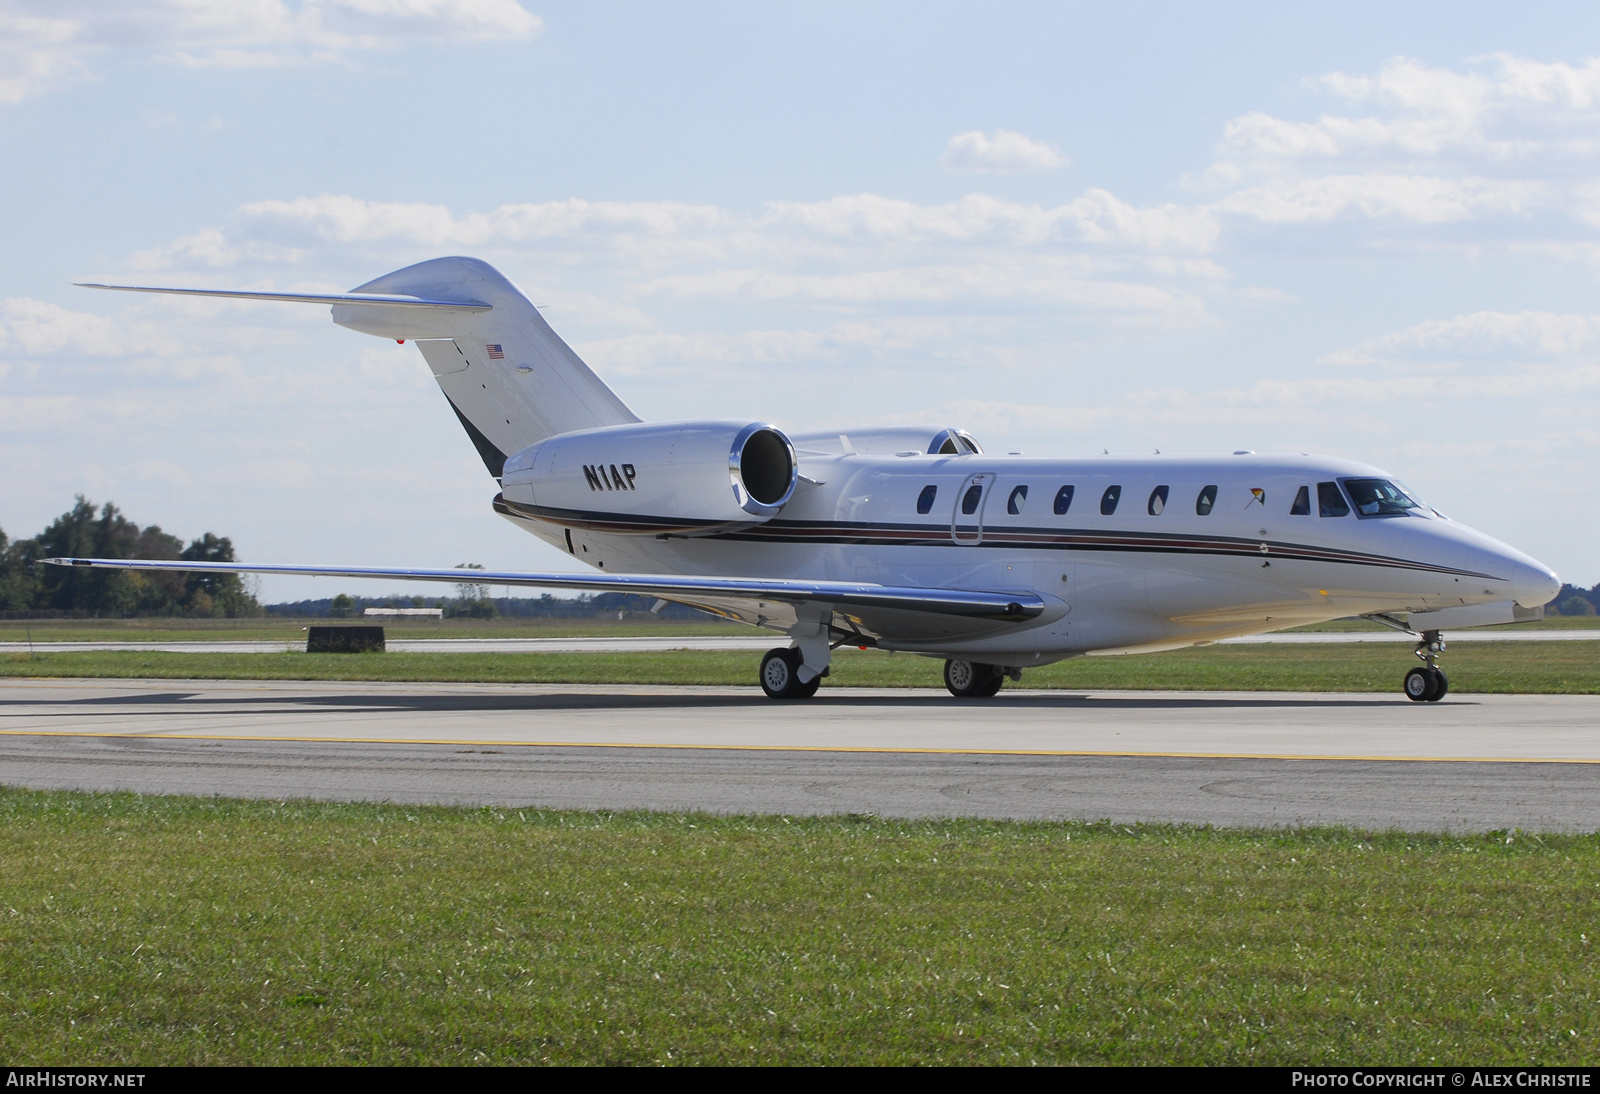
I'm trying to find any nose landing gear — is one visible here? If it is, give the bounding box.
[1403,630,1448,702]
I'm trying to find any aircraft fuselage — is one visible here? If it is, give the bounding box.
[497,446,1559,662]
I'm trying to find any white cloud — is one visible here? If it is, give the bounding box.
[940,129,1065,173]
[1175,54,1600,253]
[638,264,1208,322]
[1322,311,1600,366]
[1216,55,1600,171]
[225,190,1217,256]
[112,192,1227,327]
[763,191,1215,251]
[0,298,124,355]
[1214,174,1541,225]
[579,329,833,377]
[128,227,310,271]
[0,394,79,431]
[0,0,542,101]
[0,11,92,103]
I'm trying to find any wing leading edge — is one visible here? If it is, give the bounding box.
[42,557,1044,623]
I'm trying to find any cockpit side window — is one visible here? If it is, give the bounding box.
[1196,485,1217,515]
[1148,485,1169,515]
[1343,478,1422,517]
[1318,481,1349,518]
[1054,485,1074,515]
[916,484,938,515]
[1290,485,1311,516]
[1100,485,1121,516]
[1007,485,1028,515]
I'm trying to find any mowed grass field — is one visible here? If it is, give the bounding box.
[0,614,1593,644]
[0,617,756,643]
[3,640,1598,692]
[1,788,1595,1065]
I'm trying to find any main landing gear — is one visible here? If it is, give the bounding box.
[760,647,822,700]
[1403,630,1449,703]
[944,660,1020,698]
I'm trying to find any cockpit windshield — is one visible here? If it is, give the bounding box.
[1343,478,1423,517]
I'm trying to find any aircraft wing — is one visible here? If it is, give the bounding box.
[42,557,1044,624]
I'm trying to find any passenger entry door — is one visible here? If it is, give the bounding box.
[951,473,996,545]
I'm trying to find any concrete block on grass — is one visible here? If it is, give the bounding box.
[307,626,385,653]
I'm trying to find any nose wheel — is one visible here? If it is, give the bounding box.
[1403,631,1449,702]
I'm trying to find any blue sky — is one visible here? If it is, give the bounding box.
[3,1,1600,599]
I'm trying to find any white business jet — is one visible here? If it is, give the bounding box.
[51,257,1561,702]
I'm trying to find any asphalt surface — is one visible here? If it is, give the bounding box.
[3,678,1599,831]
[2,631,1595,653]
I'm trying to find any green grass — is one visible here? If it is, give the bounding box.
[0,617,754,643]
[1283,615,1600,632]
[3,641,1598,692]
[1,788,1596,1064]
[3,614,1593,645]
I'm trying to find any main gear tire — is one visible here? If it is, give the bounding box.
[761,647,810,700]
[945,659,1000,698]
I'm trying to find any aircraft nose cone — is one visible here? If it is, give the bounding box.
[1511,560,1561,609]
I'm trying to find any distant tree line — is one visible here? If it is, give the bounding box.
[1550,583,1600,616]
[264,592,708,621]
[0,498,259,618]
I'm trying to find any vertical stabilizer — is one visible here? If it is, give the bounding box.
[334,257,639,477]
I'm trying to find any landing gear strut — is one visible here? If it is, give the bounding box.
[1403,630,1448,703]
[760,647,821,700]
[944,660,1007,698]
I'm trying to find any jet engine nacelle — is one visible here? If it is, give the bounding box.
[499,420,799,534]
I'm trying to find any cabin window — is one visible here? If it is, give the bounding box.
[1100,485,1121,516]
[1343,478,1421,517]
[916,485,937,515]
[1007,485,1028,515]
[1290,485,1311,515]
[1053,485,1075,515]
[1196,485,1217,516]
[1148,485,1169,515]
[1318,481,1350,518]
[961,483,984,515]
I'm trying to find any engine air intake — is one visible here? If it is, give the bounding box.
[731,424,798,515]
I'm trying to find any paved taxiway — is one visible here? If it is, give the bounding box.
[3,678,1599,831]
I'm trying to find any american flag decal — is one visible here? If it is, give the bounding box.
[486,344,505,359]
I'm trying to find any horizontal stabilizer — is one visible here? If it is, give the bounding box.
[43,557,1044,622]
[75,283,491,311]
